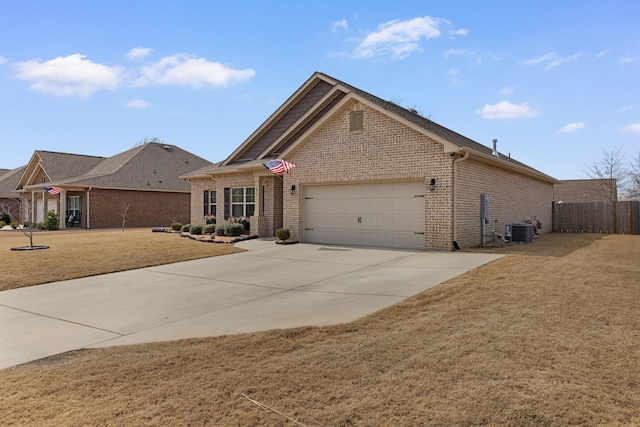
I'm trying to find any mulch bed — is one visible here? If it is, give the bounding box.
[151,228,258,244]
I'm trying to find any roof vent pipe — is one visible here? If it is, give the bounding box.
[492,139,499,157]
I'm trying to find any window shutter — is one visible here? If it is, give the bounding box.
[203,190,209,216]
[224,187,230,219]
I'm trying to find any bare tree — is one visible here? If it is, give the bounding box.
[168,201,182,225]
[628,152,640,200]
[133,137,164,148]
[17,195,38,248]
[117,201,130,231]
[0,200,18,223]
[582,147,629,201]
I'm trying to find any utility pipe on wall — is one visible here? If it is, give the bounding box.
[452,149,469,250]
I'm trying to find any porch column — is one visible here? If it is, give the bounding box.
[254,174,262,217]
[30,191,36,223]
[60,192,67,229]
[253,174,263,236]
[43,190,48,216]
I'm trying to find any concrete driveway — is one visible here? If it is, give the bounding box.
[0,240,502,369]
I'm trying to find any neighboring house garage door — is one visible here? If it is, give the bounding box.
[302,181,425,250]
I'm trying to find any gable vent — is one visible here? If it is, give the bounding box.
[350,110,363,132]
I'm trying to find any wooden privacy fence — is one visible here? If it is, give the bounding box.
[552,201,640,234]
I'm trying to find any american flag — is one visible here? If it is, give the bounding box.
[263,159,296,174]
[44,186,64,195]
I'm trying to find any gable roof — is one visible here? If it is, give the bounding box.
[183,72,557,183]
[16,151,106,190]
[19,143,212,192]
[0,166,26,198]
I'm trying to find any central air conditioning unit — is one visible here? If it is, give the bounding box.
[508,223,534,243]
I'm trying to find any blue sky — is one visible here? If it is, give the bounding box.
[1,1,639,180]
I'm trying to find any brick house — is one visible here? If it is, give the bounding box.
[15,142,211,228]
[183,72,558,250]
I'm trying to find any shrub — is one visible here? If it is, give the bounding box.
[181,224,191,232]
[0,211,10,224]
[189,224,203,235]
[171,222,183,231]
[204,224,216,234]
[0,220,5,227]
[215,224,226,236]
[224,223,244,237]
[276,228,290,241]
[45,210,60,230]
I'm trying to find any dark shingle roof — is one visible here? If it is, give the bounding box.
[59,143,212,191]
[35,151,106,181]
[183,72,552,179]
[0,166,26,198]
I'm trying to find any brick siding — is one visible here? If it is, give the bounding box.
[284,100,453,250]
[456,159,553,247]
[89,189,190,228]
[188,100,554,251]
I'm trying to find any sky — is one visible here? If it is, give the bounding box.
[1,0,639,180]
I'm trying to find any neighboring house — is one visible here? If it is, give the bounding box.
[0,166,26,222]
[554,179,617,203]
[15,142,212,228]
[183,72,558,250]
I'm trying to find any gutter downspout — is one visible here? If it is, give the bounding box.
[86,187,92,229]
[452,149,469,250]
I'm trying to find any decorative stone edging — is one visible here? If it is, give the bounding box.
[151,228,258,244]
[10,246,50,251]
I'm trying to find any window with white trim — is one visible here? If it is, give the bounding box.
[231,187,255,217]
[209,190,216,216]
[203,190,216,216]
[67,196,81,223]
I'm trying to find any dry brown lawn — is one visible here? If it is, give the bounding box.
[1,232,639,426]
[0,228,244,291]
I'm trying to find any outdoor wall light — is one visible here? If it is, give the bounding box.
[429,178,436,192]
[290,184,296,192]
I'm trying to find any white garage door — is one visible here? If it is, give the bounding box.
[303,181,425,250]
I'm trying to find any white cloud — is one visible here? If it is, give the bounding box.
[616,104,636,112]
[13,54,122,97]
[618,123,640,133]
[0,55,8,65]
[500,87,514,95]
[557,122,585,133]
[133,54,255,88]
[519,52,557,66]
[519,51,583,70]
[330,19,348,32]
[444,49,476,57]
[450,28,468,36]
[545,52,583,70]
[124,99,149,108]
[620,56,640,64]
[353,16,443,59]
[126,47,153,60]
[475,101,539,119]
